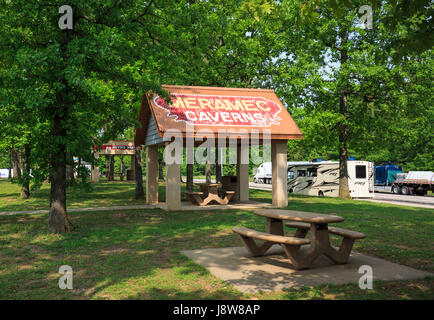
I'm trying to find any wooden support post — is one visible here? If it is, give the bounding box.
[271,141,288,207]
[237,144,249,202]
[146,145,159,204]
[165,144,181,211]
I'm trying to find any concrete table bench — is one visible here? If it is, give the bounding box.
[247,209,366,269]
[186,185,236,206]
[185,191,205,205]
[232,227,311,258]
[285,221,366,240]
[284,221,365,267]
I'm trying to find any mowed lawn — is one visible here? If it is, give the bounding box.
[0,179,146,212]
[0,179,433,299]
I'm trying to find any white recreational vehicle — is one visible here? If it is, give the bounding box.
[287,160,375,198]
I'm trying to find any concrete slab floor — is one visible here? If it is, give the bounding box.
[181,246,433,293]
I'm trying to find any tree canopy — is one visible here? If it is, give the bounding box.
[0,0,432,232]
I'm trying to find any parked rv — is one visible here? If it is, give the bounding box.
[374,164,403,192]
[391,171,434,195]
[287,160,375,198]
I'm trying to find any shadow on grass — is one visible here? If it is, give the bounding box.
[0,208,249,299]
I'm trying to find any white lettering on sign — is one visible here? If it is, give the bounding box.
[154,94,282,127]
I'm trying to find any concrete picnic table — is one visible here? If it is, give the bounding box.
[185,182,235,206]
[233,209,365,269]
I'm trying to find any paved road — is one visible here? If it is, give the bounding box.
[360,192,434,209]
[247,181,434,209]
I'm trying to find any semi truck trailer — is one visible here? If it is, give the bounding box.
[391,171,434,196]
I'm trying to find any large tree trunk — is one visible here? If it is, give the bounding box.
[49,115,73,233]
[77,157,81,178]
[109,155,115,181]
[8,148,12,179]
[11,147,21,179]
[120,155,124,181]
[134,145,144,198]
[338,92,351,199]
[49,156,71,233]
[48,27,74,234]
[20,144,31,199]
[105,155,110,181]
[338,30,351,199]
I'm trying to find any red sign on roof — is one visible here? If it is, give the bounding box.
[135,85,303,146]
[154,94,282,127]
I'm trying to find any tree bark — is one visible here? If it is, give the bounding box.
[109,155,115,181]
[134,145,144,198]
[105,155,110,181]
[338,29,351,199]
[48,26,73,233]
[11,147,21,179]
[8,148,12,179]
[77,157,81,178]
[338,90,351,199]
[66,163,74,182]
[20,144,31,199]
[120,155,124,181]
[49,113,73,233]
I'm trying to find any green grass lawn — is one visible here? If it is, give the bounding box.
[0,179,433,299]
[0,179,146,212]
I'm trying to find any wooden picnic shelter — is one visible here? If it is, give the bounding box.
[91,140,139,182]
[134,85,302,211]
